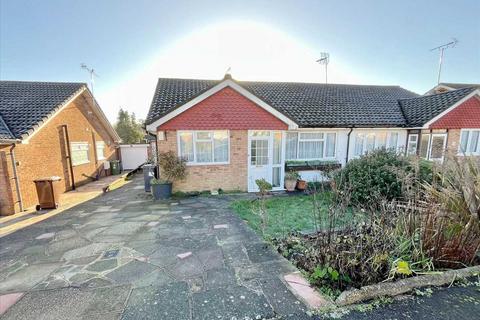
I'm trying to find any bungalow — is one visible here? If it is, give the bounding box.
[0,81,121,215]
[145,75,480,192]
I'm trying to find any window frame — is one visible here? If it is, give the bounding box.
[95,141,106,161]
[406,134,418,156]
[428,133,448,162]
[177,130,230,165]
[458,129,480,156]
[353,131,401,157]
[71,142,90,166]
[285,131,337,161]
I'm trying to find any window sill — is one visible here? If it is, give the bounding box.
[186,162,230,166]
[72,161,90,167]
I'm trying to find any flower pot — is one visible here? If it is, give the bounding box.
[151,182,172,200]
[284,179,297,192]
[297,179,307,190]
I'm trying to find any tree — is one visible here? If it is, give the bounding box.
[114,108,145,144]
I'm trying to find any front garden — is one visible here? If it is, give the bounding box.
[231,149,480,300]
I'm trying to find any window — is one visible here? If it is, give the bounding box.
[354,131,400,156]
[96,141,106,160]
[71,142,89,166]
[419,134,430,159]
[430,134,447,161]
[406,134,418,156]
[459,130,480,155]
[420,133,447,161]
[285,131,336,160]
[178,131,229,164]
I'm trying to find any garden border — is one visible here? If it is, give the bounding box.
[335,265,480,306]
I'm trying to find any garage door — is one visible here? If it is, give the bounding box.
[119,144,149,170]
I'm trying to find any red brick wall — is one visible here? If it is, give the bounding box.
[159,87,288,130]
[430,96,480,129]
[0,92,118,215]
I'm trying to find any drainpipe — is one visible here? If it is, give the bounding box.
[9,144,24,212]
[62,125,76,190]
[345,127,354,163]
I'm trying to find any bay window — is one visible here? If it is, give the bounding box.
[178,131,229,164]
[285,131,336,160]
[354,131,400,157]
[459,129,480,155]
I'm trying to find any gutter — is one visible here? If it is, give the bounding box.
[9,144,24,212]
[345,127,354,163]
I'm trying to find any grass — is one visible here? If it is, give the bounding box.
[231,193,357,239]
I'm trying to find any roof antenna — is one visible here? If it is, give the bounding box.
[430,38,458,85]
[224,67,232,79]
[316,52,330,84]
[80,63,99,96]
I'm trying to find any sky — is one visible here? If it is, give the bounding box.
[1,0,479,123]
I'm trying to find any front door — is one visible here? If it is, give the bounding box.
[248,131,284,192]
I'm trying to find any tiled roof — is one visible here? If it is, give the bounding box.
[440,82,480,90]
[0,114,14,140]
[0,81,86,139]
[146,78,419,127]
[399,87,476,127]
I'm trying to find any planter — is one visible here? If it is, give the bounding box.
[296,179,307,190]
[151,182,172,200]
[285,179,297,192]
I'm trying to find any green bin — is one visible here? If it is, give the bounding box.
[110,160,121,175]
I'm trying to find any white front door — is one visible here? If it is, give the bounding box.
[248,130,284,192]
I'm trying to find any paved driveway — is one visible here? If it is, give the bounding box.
[0,175,308,319]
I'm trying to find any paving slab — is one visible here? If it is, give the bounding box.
[0,262,60,293]
[106,260,158,284]
[1,286,130,320]
[122,282,190,320]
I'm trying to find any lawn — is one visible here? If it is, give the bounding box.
[231,193,357,239]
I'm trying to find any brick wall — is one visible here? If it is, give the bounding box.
[0,92,118,215]
[157,130,248,192]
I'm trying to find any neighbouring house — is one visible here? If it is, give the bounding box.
[0,81,121,215]
[425,82,480,95]
[145,75,480,192]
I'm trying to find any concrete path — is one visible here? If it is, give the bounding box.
[0,175,309,319]
[0,174,129,237]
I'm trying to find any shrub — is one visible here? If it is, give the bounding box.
[158,151,187,183]
[285,171,300,181]
[421,156,480,266]
[332,149,432,206]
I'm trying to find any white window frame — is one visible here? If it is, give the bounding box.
[406,134,419,156]
[429,133,448,162]
[421,133,448,162]
[458,129,480,156]
[285,131,337,161]
[71,142,90,166]
[177,130,230,165]
[96,141,106,161]
[353,131,400,157]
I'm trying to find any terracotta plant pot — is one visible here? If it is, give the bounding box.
[296,179,307,190]
[285,179,297,192]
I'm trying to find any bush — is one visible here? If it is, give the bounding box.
[333,149,408,206]
[158,151,187,183]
